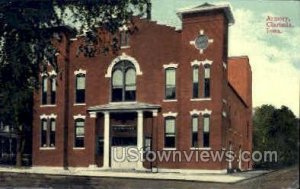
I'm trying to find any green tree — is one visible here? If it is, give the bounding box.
[253,105,299,168]
[0,0,149,166]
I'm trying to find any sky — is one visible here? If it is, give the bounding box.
[151,0,300,117]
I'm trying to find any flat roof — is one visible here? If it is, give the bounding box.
[88,102,160,113]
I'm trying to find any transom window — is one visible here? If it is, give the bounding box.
[111,60,136,102]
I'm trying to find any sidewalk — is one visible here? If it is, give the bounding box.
[0,166,270,183]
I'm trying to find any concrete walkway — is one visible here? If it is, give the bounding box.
[0,166,270,183]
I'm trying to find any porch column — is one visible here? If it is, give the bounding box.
[88,112,97,168]
[103,111,110,169]
[137,110,144,170]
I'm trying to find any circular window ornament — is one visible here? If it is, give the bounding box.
[195,35,209,50]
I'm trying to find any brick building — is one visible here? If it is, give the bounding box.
[32,3,252,173]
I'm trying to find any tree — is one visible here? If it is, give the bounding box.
[0,0,149,166]
[253,105,299,168]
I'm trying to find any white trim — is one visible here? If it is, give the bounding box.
[40,114,48,119]
[189,109,201,116]
[40,104,56,108]
[73,147,85,150]
[70,38,78,41]
[190,147,212,150]
[49,114,57,119]
[105,53,142,78]
[74,103,86,106]
[201,109,212,115]
[120,45,130,49]
[163,63,178,69]
[191,60,201,66]
[190,98,211,101]
[162,112,178,117]
[200,59,213,66]
[48,70,57,76]
[40,73,47,77]
[74,69,86,75]
[119,25,128,31]
[39,147,56,150]
[89,112,97,118]
[73,114,86,120]
[152,110,158,117]
[163,99,177,102]
[162,148,177,151]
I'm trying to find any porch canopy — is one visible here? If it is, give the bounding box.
[88,102,160,113]
[87,102,160,170]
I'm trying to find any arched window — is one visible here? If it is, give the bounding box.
[111,60,136,102]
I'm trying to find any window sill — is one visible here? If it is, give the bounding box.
[163,99,177,102]
[190,147,211,150]
[40,147,56,150]
[121,45,130,49]
[163,148,177,151]
[40,104,56,107]
[74,103,86,106]
[73,147,85,150]
[190,98,211,101]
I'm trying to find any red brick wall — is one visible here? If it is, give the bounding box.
[32,10,252,170]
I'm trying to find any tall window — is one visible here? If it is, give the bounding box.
[41,119,47,147]
[165,68,176,99]
[75,74,85,103]
[203,114,210,147]
[112,61,136,102]
[42,76,47,104]
[164,117,176,148]
[191,116,198,147]
[50,77,56,104]
[74,119,85,148]
[49,119,56,147]
[192,66,199,98]
[204,64,211,98]
[120,31,129,47]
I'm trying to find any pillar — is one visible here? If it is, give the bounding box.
[137,110,144,170]
[103,111,110,168]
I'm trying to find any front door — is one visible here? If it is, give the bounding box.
[110,123,137,170]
